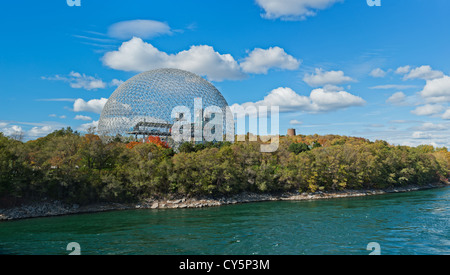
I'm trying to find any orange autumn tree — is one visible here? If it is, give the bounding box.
[147,136,170,149]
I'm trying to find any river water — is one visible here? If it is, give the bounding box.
[0,187,449,255]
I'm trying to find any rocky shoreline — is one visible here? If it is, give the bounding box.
[1,182,448,222]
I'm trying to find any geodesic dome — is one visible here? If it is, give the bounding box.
[98,68,231,140]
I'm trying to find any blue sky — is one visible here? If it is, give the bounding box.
[1,0,450,147]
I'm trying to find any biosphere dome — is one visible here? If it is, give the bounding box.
[98,68,231,140]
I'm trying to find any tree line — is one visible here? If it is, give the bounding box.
[0,128,449,206]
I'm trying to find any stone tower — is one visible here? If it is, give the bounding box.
[287,129,296,137]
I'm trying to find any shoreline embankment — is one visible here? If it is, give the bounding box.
[1,182,448,222]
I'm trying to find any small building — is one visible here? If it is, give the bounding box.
[287,129,296,137]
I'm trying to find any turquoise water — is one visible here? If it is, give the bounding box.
[0,187,449,255]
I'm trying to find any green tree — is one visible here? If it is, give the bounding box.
[288,143,310,154]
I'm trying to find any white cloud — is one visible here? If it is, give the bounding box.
[404,65,444,81]
[411,104,445,116]
[386,92,407,106]
[1,125,23,136]
[308,87,365,112]
[28,126,54,138]
[75,115,93,121]
[290,120,303,125]
[231,86,365,114]
[43,71,107,90]
[103,38,303,81]
[102,37,245,81]
[419,75,450,103]
[110,79,124,87]
[77,121,99,133]
[255,0,343,20]
[73,98,108,114]
[237,87,310,113]
[395,65,411,75]
[303,68,354,87]
[108,20,172,40]
[442,109,450,120]
[370,68,387,78]
[240,47,300,74]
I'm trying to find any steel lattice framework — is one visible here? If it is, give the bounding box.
[98,68,231,140]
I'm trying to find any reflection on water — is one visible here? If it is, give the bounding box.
[0,187,449,255]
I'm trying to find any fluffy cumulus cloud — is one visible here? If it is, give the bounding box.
[370,68,387,78]
[110,79,124,87]
[102,37,245,81]
[303,68,354,87]
[103,38,301,81]
[307,87,365,112]
[240,47,300,74]
[386,92,407,106]
[404,73,450,120]
[43,71,107,91]
[0,125,24,136]
[1,123,66,140]
[231,86,365,115]
[411,104,445,116]
[77,121,99,133]
[395,65,411,75]
[108,20,172,40]
[255,0,342,20]
[28,126,54,138]
[404,65,444,81]
[419,75,450,103]
[73,98,108,114]
[442,109,450,120]
[238,87,311,113]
